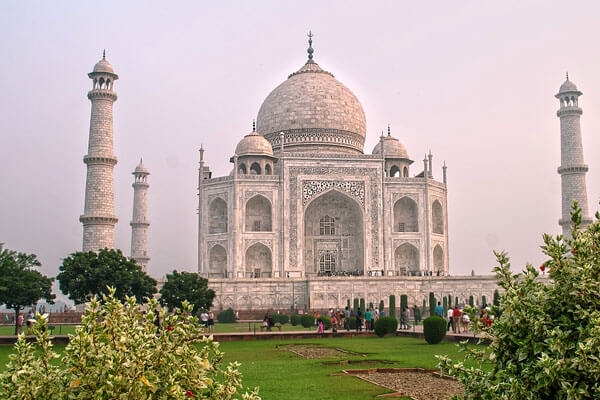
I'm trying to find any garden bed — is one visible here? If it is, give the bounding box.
[341,368,463,399]
[278,344,364,359]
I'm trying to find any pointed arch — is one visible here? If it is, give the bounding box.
[264,163,272,175]
[245,195,272,232]
[433,245,444,273]
[403,166,409,177]
[432,200,444,234]
[393,196,418,232]
[245,243,272,278]
[208,197,227,234]
[250,162,261,175]
[238,163,247,175]
[390,165,401,177]
[394,243,419,275]
[208,244,227,277]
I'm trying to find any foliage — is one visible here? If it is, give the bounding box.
[159,270,215,315]
[0,288,259,400]
[448,294,452,308]
[493,289,500,307]
[423,316,447,344]
[300,314,315,328]
[468,295,474,307]
[368,302,373,311]
[378,300,384,313]
[217,308,236,323]
[400,294,408,312]
[57,248,156,304]
[359,298,365,314]
[438,203,600,399]
[414,306,421,323]
[318,315,331,330]
[454,297,458,307]
[428,292,436,316]
[443,296,448,315]
[272,314,288,325]
[290,314,301,326]
[374,316,398,337]
[422,299,426,315]
[481,295,487,307]
[353,298,359,314]
[347,316,358,329]
[0,247,54,335]
[389,295,396,319]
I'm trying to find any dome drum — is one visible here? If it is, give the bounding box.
[265,128,365,154]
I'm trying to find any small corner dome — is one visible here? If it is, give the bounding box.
[93,59,115,74]
[559,79,578,93]
[134,160,149,174]
[372,135,409,159]
[234,130,273,157]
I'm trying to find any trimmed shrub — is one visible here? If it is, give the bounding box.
[482,296,487,308]
[348,316,358,329]
[429,292,436,316]
[469,295,474,307]
[414,307,421,323]
[317,315,331,330]
[455,297,459,307]
[423,316,447,344]
[400,294,408,312]
[347,299,351,310]
[290,314,301,326]
[359,298,365,314]
[300,314,315,328]
[353,298,359,314]
[217,308,236,323]
[389,295,396,319]
[443,296,448,315]
[379,300,384,313]
[493,289,500,307]
[272,313,289,324]
[374,316,398,337]
[448,294,452,308]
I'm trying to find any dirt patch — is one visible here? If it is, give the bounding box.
[322,359,394,366]
[278,344,364,359]
[343,368,463,400]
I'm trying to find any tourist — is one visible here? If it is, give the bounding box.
[16,313,23,335]
[462,312,470,331]
[262,316,269,332]
[331,313,337,332]
[452,307,461,333]
[447,307,454,332]
[316,317,324,333]
[365,309,372,331]
[200,310,209,328]
[435,301,444,317]
[207,311,215,333]
[356,310,362,331]
[401,307,410,330]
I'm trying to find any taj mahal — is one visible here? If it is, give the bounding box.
[79,35,592,312]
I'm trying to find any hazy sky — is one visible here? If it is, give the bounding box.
[1,2,599,297]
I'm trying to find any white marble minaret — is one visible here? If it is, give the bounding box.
[556,74,592,236]
[130,160,150,270]
[80,51,119,251]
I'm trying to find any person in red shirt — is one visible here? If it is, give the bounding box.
[452,307,462,333]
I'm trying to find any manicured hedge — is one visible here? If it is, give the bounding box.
[272,313,289,324]
[290,314,301,326]
[423,316,447,344]
[347,316,358,329]
[300,314,315,328]
[374,316,398,337]
[216,308,236,323]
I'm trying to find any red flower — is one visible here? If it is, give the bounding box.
[185,390,194,397]
[540,265,546,272]
[167,325,174,331]
[519,290,523,296]
[572,249,577,255]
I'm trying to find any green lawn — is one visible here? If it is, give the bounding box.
[0,334,473,399]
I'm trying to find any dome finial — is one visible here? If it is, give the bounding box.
[252,120,256,132]
[307,30,314,63]
[566,71,569,81]
[387,124,391,136]
[103,49,106,60]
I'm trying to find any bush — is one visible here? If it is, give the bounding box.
[429,292,436,316]
[317,315,331,330]
[272,313,288,324]
[374,316,398,337]
[423,316,447,344]
[0,289,259,400]
[400,294,408,312]
[347,316,358,329]
[389,295,396,319]
[290,314,301,326]
[300,314,315,328]
[438,203,600,398]
[217,308,236,323]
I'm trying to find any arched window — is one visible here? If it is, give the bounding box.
[319,215,335,235]
[390,165,401,177]
[433,245,444,272]
[432,200,444,234]
[238,163,247,175]
[208,245,227,278]
[319,250,337,273]
[393,197,418,232]
[250,162,261,175]
[265,164,272,175]
[395,243,419,275]
[208,197,227,234]
[245,243,272,278]
[403,167,409,177]
[245,195,272,232]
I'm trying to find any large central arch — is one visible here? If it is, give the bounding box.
[303,189,364,275]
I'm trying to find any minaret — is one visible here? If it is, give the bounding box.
[130,160,150,270]
[80,51,119,251]
[556,73,592,236]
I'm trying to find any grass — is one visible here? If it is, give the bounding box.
[0,334,475,399]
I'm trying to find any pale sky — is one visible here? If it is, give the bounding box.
[1,2,599,297]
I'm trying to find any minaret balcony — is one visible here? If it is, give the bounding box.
[84,155,118,166]
[557,107,582,117]
[557,164,588,174]
[87,89,118,101]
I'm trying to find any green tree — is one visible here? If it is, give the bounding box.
[57,248,156,304]
[0,246,54,335]
[493,289,500,307]
[378,300,384,313]
[389,295,396,318]
[0,288,260,399]
[428,292,436,316]
[468,295,474,307]
[159,270,216,315]
[400,294,408,312]
[359,298,365,314]
[439,202,600,398]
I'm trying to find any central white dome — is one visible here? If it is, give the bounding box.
[256,59,366,154]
